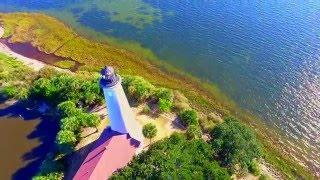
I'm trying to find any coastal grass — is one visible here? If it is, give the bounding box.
[54,60,75,69]
[0,13,314,179]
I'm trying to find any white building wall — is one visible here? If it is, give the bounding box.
[102,79,143,141]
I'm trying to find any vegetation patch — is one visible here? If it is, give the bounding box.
[54,60,76,69]
[111,133,231,179]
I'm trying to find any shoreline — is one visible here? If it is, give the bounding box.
[0,26,45,71]
[0,26,70,72]
[0,13,315,178]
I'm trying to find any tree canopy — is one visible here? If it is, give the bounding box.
[30,73,103,107]
[142,123,157,142]
[179,109,199,127]
[211,117,262,172]
[111,133,230,179]
[186,124,202,140]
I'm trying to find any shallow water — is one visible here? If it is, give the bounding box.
[0,0,319,175]
[0,101,58,179]
[0,38,81,71]
[0,102,39,180]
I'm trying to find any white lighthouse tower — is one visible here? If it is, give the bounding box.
[100,66,143,142]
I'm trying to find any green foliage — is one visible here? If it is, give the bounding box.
[155,88,173,101]
[38,66,60,79]
[33,154,64,180]
[111,134,230,179]
[56,129,77,145]
[211,117,262,172]
[60,117,81,132]
[259,174,270,180]
[122,75,155,102]
[30,73,103,107]
[186,125,202,140]
[179,109,198,127]
[142,104,151,114]
[158,98,173,112]
[56,130,77,153]
[80,113,100,128]
[248,159,261,176]
[2,85,30,99]
[142,123,157,141]
[0,53,36,99]
[57,101,79,117]
[32,172,64,180]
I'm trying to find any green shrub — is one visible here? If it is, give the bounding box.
[32,172,64,180]
[142,123,157,143]
[57,101,78,117]
[122,75,155,102]
[248,159,261,176]
[259,174,270,180]
[186,125,202,140]
[179,109,198,127]
[80,113,100,128]
[211,117,262,173]
[56,130,77,146]
[38,66,60,79]
[155,88,173,101]
[2,85,29,99]
[158,98,173,112]
[60,117,81,132]
[142,104,151,114]
[30,73,103,107]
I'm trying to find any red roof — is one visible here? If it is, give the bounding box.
[73,129,140,180]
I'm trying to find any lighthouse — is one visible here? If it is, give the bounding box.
[100,66,143,142]
[73,66,142,180]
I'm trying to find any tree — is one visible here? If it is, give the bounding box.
[111,134,230,179]
[60,117,81,132]
[155,88,173,101]
[57,101,78,118]
[186,125,202,139]
[56,130,77,154]
[142,123,157,144]
[179,109,198,127]
[80,113,101,132]
[122,75,155,102]
[211,117,262,173]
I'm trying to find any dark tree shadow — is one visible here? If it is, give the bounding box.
[0,100,59,180]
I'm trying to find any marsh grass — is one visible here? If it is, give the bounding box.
[54,60,75,69]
